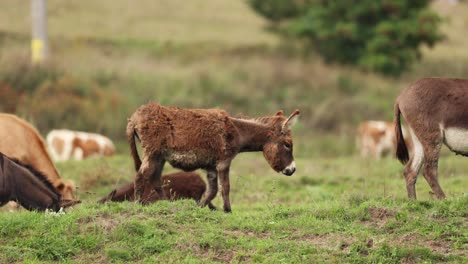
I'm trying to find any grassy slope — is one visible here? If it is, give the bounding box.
[0,0,467,262]
[0,155,466,263]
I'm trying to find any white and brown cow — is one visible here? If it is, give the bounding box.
[46,129,116,161]
[356,120,412,159]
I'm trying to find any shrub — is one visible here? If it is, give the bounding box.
[249,0,443,76]
[17,76,125,139]
[247,0,313,23]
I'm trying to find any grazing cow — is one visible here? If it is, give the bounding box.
[46,129,116,161]
[395,78,468,199]
[98,171,215,209]
[0,114,76,200]
[127,103,300,212]
[0,152,80,211]
[357,121,412,159]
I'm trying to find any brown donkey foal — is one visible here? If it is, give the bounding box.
[394,78,468,199]
[98,171,215,209]
[0,152,79,211]
[127,103,300,212]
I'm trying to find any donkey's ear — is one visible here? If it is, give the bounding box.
[282,109,300,133]
[97,189,116,204]
[59,199,81,208]
[275,110,284,116]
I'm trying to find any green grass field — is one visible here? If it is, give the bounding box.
[0,0,467,262]
[0,154,466,263]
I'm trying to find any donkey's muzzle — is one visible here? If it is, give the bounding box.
[282,161,296,176]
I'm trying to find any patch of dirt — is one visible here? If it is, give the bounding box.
[73,254,108,264]
[223,229,272,239]
[362,206,395,228]
[175,241,235,263]
[424,240,453,256]
[77,213,120,233]
[300,233,358,251]
[390,233,463,257]
[368,206,395,220]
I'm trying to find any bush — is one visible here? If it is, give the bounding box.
[0,56,62,113]
[17,76,126,139]
[247,0,313,23]
[249,0,443,76]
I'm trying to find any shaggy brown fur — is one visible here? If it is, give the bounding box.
[127,103,299,212]
[0,152,79,211]
[0,114,76,200]
[98,171,215,209]
[394,78,468,199]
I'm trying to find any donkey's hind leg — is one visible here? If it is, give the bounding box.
[148,158,166,202]
[134,156,164,204]
[422,140,446,199]
[404,128,425,199]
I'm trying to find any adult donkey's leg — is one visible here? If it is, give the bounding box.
[422,138,446,199]
[198,169,218,209]
[217,161,232,213]
[404,128,425,199]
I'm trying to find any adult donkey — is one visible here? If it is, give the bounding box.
[127,103,300,212]
[394,78,468,199]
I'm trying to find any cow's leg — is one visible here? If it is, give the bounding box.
[375,144,383,160]
[422,140,446,199]
[198,169,218,209]
[217,161,231,213]
[404,128,425,199]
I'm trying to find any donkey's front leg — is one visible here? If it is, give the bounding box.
[217,161,232,213]
[198,169,218,209]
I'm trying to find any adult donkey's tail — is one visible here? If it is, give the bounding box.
[126,119,142,171]
[394,102,409,164]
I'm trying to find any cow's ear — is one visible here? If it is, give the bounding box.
[56,183,65,191]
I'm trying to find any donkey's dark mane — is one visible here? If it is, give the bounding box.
[9,157,61,198]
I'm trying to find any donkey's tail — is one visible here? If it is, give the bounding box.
[126,119,142,171]
[394,102,409,164]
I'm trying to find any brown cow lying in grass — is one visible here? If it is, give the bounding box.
[98,171,215,209]
[127,103,299,212]
[0,114,77,201]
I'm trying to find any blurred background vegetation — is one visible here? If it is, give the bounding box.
[0,0,467,157]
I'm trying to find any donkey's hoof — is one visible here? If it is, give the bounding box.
[207,203,217,211]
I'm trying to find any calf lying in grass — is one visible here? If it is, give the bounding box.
[98,171,215,209]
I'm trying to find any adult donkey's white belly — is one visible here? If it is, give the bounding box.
[444,127,468,155]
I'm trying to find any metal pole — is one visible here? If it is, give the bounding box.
[31,0,48,64]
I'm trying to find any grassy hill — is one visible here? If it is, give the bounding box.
[0,154,466,263]
[0,1,467,262]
